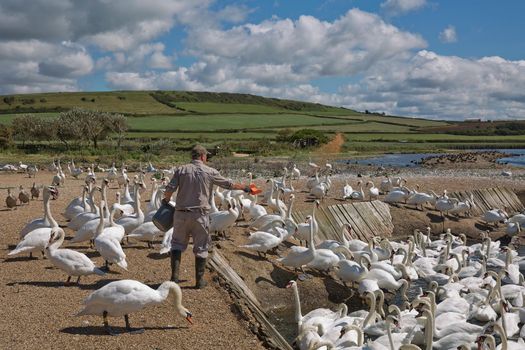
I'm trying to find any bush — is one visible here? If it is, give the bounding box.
[3,96,15,105]
[287,129,328,148]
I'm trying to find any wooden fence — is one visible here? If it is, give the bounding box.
[448,187,523,216]
[291,200,394,245]
[209,251,293,350]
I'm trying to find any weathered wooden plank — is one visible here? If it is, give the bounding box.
[370,200,391,226]
[342,204,373,242]
[364,201,394,236]
[209,251,293,350]
[495,187,520,213]
[488,188,508,211]
[319,206,340,240]
[354,202,384,237]
[473,189,492,213]
[336,204,366,241]
[327,205,346,241]
[340,204,370,242]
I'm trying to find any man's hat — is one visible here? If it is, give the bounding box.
[191,144,211,158]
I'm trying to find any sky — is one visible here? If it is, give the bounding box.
[1,0,525,120]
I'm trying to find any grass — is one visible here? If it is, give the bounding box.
[0,113,59,124]
[0,91,175,115]
[313,122,414,133]
[175,102,287,114]
[126,131,275,140]
[344,133,525,142]
[127,114,349,132]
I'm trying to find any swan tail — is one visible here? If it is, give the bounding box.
[159,246,170,255]
[116,259,128,270]
[93,267,106,276]
[8,246,31,256]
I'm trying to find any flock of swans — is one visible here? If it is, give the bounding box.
[4,159,525,347]
[6,162,192,334]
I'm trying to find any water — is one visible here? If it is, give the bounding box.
[347,149,525,168]
[350,153,444,168]
[495,149,525,166]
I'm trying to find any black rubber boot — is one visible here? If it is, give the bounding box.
[195,257,208,289]
[170,250,182,283]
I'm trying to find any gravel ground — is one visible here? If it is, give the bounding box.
[2,162,525,349]
[0,172,264,350]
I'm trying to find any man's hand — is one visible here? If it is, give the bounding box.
[162,197,170,204]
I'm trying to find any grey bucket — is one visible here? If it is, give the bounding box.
[152,202,175,232]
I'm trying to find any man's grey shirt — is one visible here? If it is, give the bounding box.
[166,160,233,212]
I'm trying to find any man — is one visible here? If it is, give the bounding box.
[163,144,251,289]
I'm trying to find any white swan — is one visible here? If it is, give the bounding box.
[209,198,239,239]
[94,201,127,271]
[125,221,162,248]
[287,280,345,333]
[482,208,508,226]
[77,279,192,335]
[366,181,379,201]
[350,181,365,200]
[316,223,351,252]
[294,201,320,244]
[68,185,100,230]
[342,181,353,200]
[45,227,105,285]
[64,185,91,220]
[240,219,286,257]
[115,182,145,235]
[20,186,58,238]
[10,190,59,258]
[70,206,115,244]
[278,217,316,274]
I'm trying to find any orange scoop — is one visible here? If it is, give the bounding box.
[248,183,263,195]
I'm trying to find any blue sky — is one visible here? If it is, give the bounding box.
[1,0,524,120]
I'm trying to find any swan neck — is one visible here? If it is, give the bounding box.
[387,320,395,350]
[424,310,434,350]
[291,283,303,327]
[362,292,376,327]
[96,202,104,236]
[48,193,58,228]
[48,228,65,251]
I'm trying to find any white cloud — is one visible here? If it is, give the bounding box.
[185,9,426,81]
[439,25,457,43]
[2,2,525,121]
[0,40,93,93]
[381,0,426,16]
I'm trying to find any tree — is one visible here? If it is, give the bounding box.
[12,114,42,146]
[55,111,84,149]
[0,124,13,149]
[106,113,128,148]
[57,108,113,149]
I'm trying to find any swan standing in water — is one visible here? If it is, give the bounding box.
[45,227,106,285]
[77,279,193,335]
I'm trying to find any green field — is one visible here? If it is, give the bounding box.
[1,90,524,161]
[127,114,350,131]
[175,102,287,114]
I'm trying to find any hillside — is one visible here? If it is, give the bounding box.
[7,90,523,159]
[0,90,351,116]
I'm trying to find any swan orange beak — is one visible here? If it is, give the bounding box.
[186,312,193,325]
